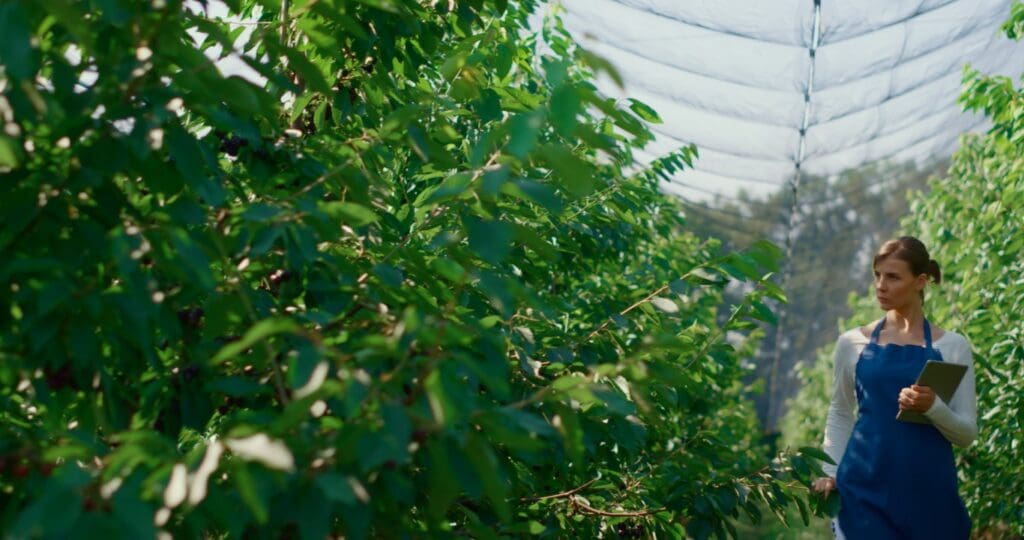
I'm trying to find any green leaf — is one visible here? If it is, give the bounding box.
[551,374,586,391]
[789,454,811,480]
[798,446,837,466]
[415,171,474,207]
[506,112,543,159]
[318,201,378,226]
[650,297,679,313]
[427,439,460,520]
[166,125,206,184]
[0,135,23,169]
[685,517,713,540]
[0,3,39,79]
[725,253,762,280]
[424,369,454,426]
[539,145,596,198]
[243,204,282,222]
[431,258,466,282]
[507,180,564,214]
[554,403,584,465]
[205,377,266,397]
[234,464,269,524]
[627,98,662,124]
[711,486,738,516]
[748,240,782,271]
[212,318,299,364]
[373,264,404,287]
[480,315,503,329]
[795,496,810,526]
[578,49,624,89]
[550,84,580,136]
[466,434,511,522]
[467,217,513,264]
[750,300,777,324]
[475,88,503,122]
[440,51,467,81]
[823,489,841,517]
[278,45,331,93]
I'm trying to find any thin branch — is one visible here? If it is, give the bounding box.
[192,16,280,26]
[583,282,670,342]
[570,496,665,518]
[523,476,665,517]
[581,244,716,344]
[208,233,291,405]
[502,386,551,411]
[525,478,597,501]
[280,0,290,43]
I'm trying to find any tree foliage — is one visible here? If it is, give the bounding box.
[783,4,1024,536]
[0,0,834,537]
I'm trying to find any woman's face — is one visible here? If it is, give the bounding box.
[873,256,927,310]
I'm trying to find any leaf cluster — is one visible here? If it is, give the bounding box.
[0,0,828,537]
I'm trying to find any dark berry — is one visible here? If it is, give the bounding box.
[177,308,204,329]
[183,363,200,381]
[44,364,76,390]
[218,135,248,157]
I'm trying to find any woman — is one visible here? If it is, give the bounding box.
[811,236,978,539]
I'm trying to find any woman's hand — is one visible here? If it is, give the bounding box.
[898,384,936,412]
[812,476,836,497]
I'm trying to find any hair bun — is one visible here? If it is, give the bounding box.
[928,258,942,284]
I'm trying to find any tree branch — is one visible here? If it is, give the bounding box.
[524,478,597,501]
[570,496,665,518]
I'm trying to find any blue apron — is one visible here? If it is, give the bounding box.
[835,317,971,539]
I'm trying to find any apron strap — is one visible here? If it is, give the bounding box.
[870,317,885,343]
[923,317,933,350]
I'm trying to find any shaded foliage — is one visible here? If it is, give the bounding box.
[0,0,833,538]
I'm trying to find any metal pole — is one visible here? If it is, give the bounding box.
[767,0,821,433]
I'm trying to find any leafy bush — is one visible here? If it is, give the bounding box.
[0,0,830,537]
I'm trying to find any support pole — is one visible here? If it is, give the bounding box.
[767,0,821,433]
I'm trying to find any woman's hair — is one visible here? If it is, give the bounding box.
[873,236,941,300]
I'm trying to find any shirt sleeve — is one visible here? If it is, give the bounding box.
[922,335,978,447]
[821,334,857,477]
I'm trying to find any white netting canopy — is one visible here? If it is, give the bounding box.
[560,0,1024,201]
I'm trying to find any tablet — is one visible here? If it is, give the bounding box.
[895,360,968,425]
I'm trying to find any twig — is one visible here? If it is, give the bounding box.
[581,244,715,344]
[208,233,291,405]
[681,285,761,370]
[192,16,280,26]
[582,282,670,342]
[525,478,597,501]
[525,477,664,518]
[502,386,551,410]
[374,152,501,267]
[280,0,290,43]
[570,496,665,518]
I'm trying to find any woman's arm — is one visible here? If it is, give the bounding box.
[923,336,978,447]
[822,335,857,477]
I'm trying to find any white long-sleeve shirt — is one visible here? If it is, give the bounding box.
[821,327,978,477]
